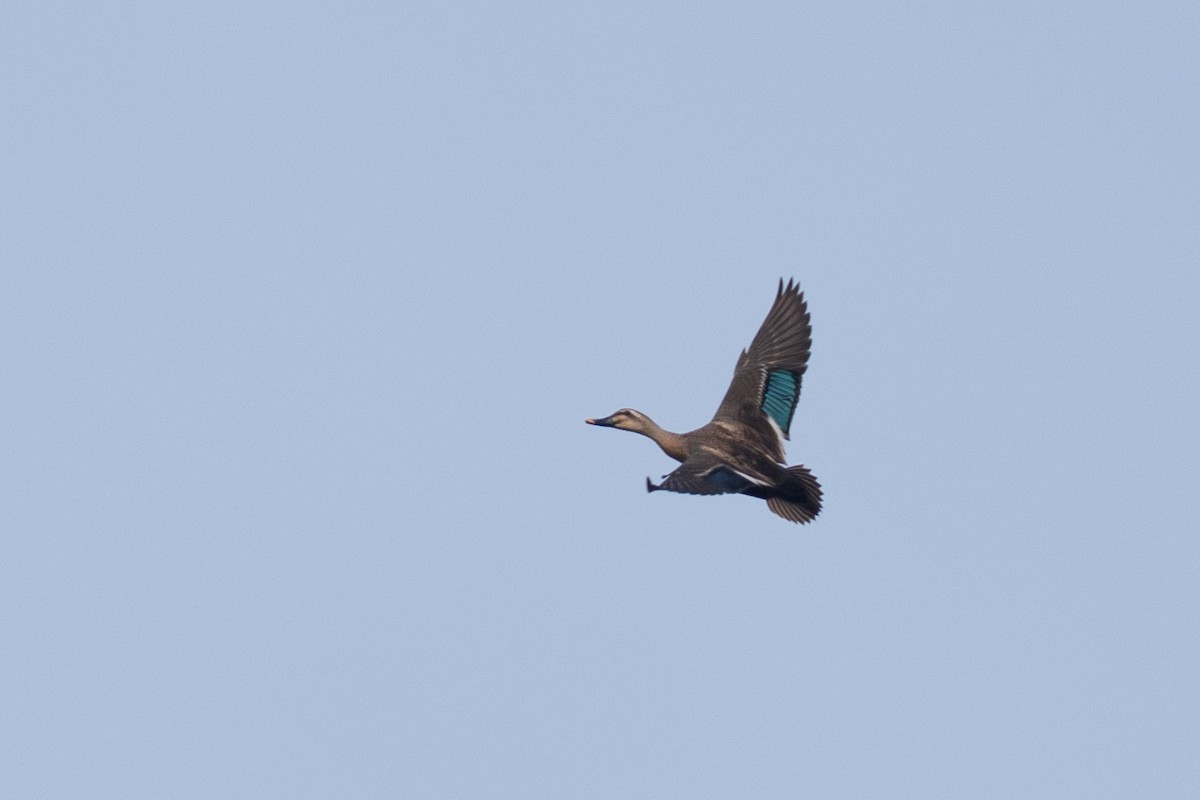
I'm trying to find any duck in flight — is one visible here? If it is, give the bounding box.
[587,279,822,523]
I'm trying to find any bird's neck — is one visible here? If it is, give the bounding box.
[637,417,688,462]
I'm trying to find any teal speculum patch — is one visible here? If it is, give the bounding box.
[761,369,798,434]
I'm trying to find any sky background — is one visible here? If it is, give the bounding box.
[3,2,1198,797]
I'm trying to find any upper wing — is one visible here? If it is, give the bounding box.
[712,278,812,441]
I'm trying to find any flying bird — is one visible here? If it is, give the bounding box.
[587,279,822,523]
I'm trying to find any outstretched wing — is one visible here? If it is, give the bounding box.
[646,452,772,496]
[712,278,812,442]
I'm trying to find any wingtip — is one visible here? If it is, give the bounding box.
[777,277,803,301]
[645,477,659,493]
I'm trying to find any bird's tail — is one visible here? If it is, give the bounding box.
[765,464,822,524]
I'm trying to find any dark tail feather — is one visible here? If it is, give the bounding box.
[765,464,822,524]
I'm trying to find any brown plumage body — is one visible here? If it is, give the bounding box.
[587,279,822,524]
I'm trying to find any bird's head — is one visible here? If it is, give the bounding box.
[585,408,651,433]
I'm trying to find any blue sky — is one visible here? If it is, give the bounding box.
[3,3,1198,797]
